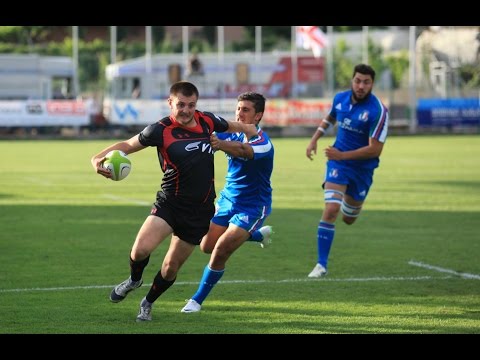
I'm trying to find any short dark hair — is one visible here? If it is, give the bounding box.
[353,64,376,82]
[237,92,266,114]
[170,81,199,98]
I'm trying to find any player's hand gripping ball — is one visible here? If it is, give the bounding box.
[103,150,132,181]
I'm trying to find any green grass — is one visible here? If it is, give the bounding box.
[1,135,479,333]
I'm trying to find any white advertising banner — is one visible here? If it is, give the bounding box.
[0,100,90,127]
[106,98,333,126]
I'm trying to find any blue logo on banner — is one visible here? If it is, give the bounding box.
[114,104,139,121]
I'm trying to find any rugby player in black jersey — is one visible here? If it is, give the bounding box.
[91,81,257,321]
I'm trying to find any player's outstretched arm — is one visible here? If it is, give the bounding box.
[210,133,254,159]
[225,120,257,139]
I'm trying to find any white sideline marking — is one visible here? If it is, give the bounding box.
[408,260,480,280]
[0,275,455,293]
[102,194,150,206]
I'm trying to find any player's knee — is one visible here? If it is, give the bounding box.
[323,205,341,223]
[342,216,357,225]
[340,201,362,225]
[200,242,214,254]
[130,248,150,261]
[162,260,179,278]
[323,211,339,223]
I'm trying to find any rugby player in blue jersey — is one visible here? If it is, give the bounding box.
[305,64,389,278]
[181,92,274,313]
[91,81,258,321]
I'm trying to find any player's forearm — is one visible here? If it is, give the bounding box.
[216,140,254,159]
[226,121,257,138]
[339,145,382,160]
[91,136,143,163]
[312,116,335,142]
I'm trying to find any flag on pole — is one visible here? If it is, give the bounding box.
[296,26,329,58]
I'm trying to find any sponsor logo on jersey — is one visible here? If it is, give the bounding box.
[239,215,249,223]
[329,168,338,178]
[185,141,201,151]
[359,111,369,121]
[185,141,214,154]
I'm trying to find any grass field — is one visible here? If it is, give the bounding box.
[1,135,479,334]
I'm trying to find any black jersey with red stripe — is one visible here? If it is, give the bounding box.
[138,110,229,204]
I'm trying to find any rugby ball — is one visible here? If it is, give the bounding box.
[103,150,131,181]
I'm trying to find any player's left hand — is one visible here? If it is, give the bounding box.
[324,146,343,160]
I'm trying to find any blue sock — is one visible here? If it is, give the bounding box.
[248,229,262,242]
[191,265,225,305]
[317,220,335,268]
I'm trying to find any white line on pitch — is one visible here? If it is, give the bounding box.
[0,275,454,293]
[102,194,150,206]
[409,260,480,280]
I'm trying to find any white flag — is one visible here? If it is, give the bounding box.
[296,26,329,58]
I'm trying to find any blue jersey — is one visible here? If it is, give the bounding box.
[216,127,274,207]
[329,90,389,169]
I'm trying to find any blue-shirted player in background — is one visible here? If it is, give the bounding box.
[306,64,389,278]
[181,92,274,313]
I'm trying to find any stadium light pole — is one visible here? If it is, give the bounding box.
[217,26,225,104]
[182,26,189,79]
[110,26,117,64]
[408,26,417,134]
[145,26,152,99]
[255,26,262,91]
[291,26,298,98]
[72,26,80,97]
[362,26,369,64]
[326,26,334,97]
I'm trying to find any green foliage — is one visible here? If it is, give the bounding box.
[79,40,110,93]
[333,39,355,89]
[0,26,414,95]
[0,26,50,44]
[385,50,410,88]
[159,32,175,53]
[367,39,387,75]
[201,26,216,45]
[332,38,410,90]
[459,62,480,88]
[232,26,292,52]
[0,26,24,42]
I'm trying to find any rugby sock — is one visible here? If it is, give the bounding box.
[130,255,150,282]
[145,271,176,303]
[248,229,262,242]
[192,265,225,305]
[317,220,335,268]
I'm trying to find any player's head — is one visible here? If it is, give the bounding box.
[168,81,199,126]
[236,92,266,125]
[351,64,375,102]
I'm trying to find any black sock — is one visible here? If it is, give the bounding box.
[129,255,150,282]
[145,271,176,303]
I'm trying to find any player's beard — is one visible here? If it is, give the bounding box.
[351,87,371,103]
[177,113,195,127]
